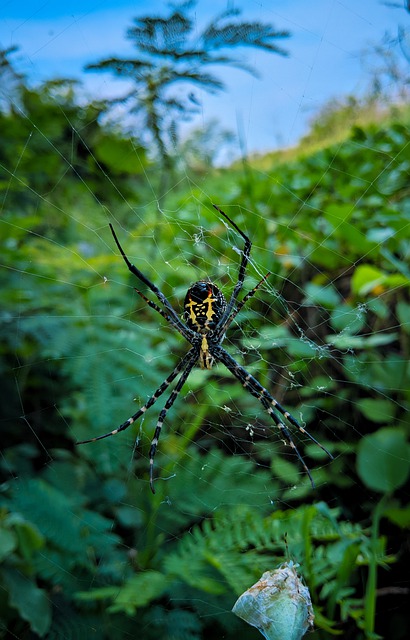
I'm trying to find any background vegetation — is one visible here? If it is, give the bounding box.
[1,11,410,639]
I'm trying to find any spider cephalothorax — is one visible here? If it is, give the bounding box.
[78,205,333,492]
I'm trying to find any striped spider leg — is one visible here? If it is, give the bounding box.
[77,348,197,493]
[214,345,333,487]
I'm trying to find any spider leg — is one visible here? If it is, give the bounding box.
[215,346,333,487]
[213,205,252,324]
[76,347,197,445]
[148,350,198,493]
[109,223,193,341]
[134,288,189,340]
[214,272,270,341]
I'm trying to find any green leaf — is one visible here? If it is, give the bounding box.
[304,282,341,309]
[351,265,385,297]
[356,399,395,424]
[10,516,44,561]
[77,571,167,615]
[330,305,366,333]
[383,505,410,529]
[286,339,318,358]
[324,203,353,225]
[2,568,52,637]
[94,134,147,174]
[396,301,410,334]
[326,332,398,350]
[0,527,17,560]
[377,164,410,195]
[351,264,410,297]
[343,353,410,392]
[366,227,395,243]
[357,428,410,493]
[271,456,300,485]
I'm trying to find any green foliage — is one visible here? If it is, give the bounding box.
[357,428,410,493]
[1,59,409,639]
[300,95,390,149]
[0,62,149,243]
[75,501,395,638]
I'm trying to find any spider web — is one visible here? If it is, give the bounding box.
[1,2,409,639]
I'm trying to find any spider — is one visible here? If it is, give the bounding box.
[77,205,333,492]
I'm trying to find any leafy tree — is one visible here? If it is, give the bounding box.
[0,52,149,239]
[85,1,290,196]
[0,47,25,113]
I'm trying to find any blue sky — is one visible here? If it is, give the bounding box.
[1,0,407,154]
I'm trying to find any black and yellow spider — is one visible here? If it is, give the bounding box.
[78,206,333,492]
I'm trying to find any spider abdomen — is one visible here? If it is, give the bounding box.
[184,281,226,370]
[184,281,227,333]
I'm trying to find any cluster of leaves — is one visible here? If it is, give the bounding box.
[1,65,410,640]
